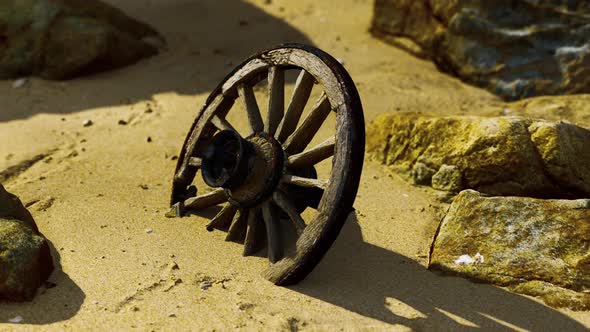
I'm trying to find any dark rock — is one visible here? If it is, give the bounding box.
[411,161,436,185]
[0,0,163,80]
[0,184,37,232]
[0,184,53,301]
[429,190,590,310]
[371,0,590,100]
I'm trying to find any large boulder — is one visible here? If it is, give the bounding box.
[371,0,590,100]
[0,184,53,301]
[0,0,162,79]
[429,190,590,310]
[367,112,590,198]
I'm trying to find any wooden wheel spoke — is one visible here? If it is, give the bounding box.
[211,115,236,132]
[282,174,328,190]
[276,70,315,142]
[243,208,265,256]
[287,136,335,168]
[188,157,202,168]
[238,84,264,134]
[262,201,284,263]
[283,93,331,154]
[266,66,285,136]
[226,208,248,243]
[272,190,306,234]
[206,204,238,231]
[184,188,227,210]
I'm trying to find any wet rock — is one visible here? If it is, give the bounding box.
[0,0,163,80]
[371,0,590,100]
[0,184,53,301]
[367,112,590,198]
[429,190,590,310]
[431,164,462,192]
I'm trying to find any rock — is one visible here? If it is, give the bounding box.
[0,184,53,301]
[367,112,590,198]
[0,0,162,80]
[431,164,462,192]
[371,1,590,100]
[411,161,436,185]
[429,190,590,310]
[0,184,37,232]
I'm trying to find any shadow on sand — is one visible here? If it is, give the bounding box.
[0,241,85,324]
[0,0,312,122]
[293,214,588,331]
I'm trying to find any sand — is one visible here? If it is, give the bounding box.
[0,0,589,330]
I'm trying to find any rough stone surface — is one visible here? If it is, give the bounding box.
[431,164,462,192]
[0,184,36,232]
[411,161,436,185]
[429,190,590,310]
[0,184,53,301]
[371,0,590,100]
[367,112,590,198]
[0,0,162,80]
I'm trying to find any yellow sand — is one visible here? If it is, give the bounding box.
[0,0,588,330]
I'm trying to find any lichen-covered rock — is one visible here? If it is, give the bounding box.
[0,0,162,79]
[429,190,590,310]
[0,184,53,301]
[411,161,436,185]
[0,217,53,301]
[371,0,590,100]
[367,112,590,198]
[431,164,462,192]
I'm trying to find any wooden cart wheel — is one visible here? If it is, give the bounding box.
[169,44,365,285]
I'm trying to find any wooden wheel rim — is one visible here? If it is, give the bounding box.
[171,44,365,285]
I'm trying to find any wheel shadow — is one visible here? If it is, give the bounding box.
[292,214,588,331]
[0,241,85,324]
[0,0,312,122]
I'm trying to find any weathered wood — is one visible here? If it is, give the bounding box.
[262,201,284,263]
[184,188,227,210]
[222,58,268,94]
[272,190,306,234]
[172,45,365,287]
[188,157,202,167]
[287,136,336,168]
[266,66,285,136]
[243,207,265,256]
[283,93,331,154]
[282,174,328,190]
[206,204,238,231]
[276,70,315,142]
[226,208,249,243]
[211,115,236,132]
[238,84,264,134]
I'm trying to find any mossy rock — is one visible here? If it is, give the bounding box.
[0,184,53,301]
[0,0,162,79]
[367,112,590,198]
[429,190,590,310]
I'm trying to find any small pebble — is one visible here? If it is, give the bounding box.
[83,120,93,127]
[168,313,177,318]
[93,300,99,305]
[12,78,27,89]
[145,228,154,234]
[147,137,152,143]
[8,316,23,323]
[118,120,128,125]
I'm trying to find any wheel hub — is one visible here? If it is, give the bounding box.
[201,130,285,208]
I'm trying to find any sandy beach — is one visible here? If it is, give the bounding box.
[1,0,589,330]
